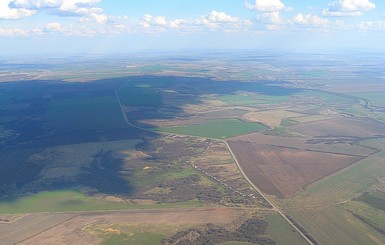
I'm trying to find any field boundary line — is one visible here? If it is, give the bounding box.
[115,84,314,244]
[222,140,315,245]
[15,214,79,244]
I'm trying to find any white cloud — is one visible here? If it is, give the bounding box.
[259,12,283,24]
[292,14,329,26]
[205,10,239,23]
[323,0,375,16]
[0,0,35,19]
[9,0,62,10]
[139,11,248,33]
[0,27,28,36]
[45,22,62,31]
[357,20,385,30]
[7,0,103,17]
[245,0,285,12]
[140,15,168,29]
[193,10,250,32]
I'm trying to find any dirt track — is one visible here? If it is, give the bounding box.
[0,208,246,245]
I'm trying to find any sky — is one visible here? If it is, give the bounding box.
[1,0,385,55]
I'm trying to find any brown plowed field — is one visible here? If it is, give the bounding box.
[228,140,362,198]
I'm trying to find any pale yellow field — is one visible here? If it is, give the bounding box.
[242,109,303,127]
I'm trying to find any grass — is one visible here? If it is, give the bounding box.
[153,121,266,139]
[131,165,198,187]
[45,95,127,132]
[289,152,385,207]
[0,190,204,214]
[266,213,307,245]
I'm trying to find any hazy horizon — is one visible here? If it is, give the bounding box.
[1,0,385,55]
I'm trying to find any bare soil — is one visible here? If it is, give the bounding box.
[228,140,362,198]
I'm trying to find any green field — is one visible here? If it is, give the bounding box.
[45,96,127,131]
[130,165,199,187]
[344,200,385,231]
[266,214,307,245]
[153,120,267,139]
[0,190,203,214]
[358,190,385,212]
[350,91,385,107]
[289,152,385,207]
[287,206,385,245]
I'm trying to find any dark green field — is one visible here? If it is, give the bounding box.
[153,120,267,139]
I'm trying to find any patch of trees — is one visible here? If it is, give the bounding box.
[164,218,276,245]
[79,149,134,195]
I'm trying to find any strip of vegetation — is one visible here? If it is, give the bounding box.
[153,122,266,139]
[286,215,319,245]
[164,218,275,245]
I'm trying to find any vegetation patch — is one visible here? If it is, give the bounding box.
[355,191,385,212]
[349,91,385,107]
[45,96,127,132]
[0,190,132,213]
[266,214,307,245]
[153,122,266,139]
[165,218,275,245]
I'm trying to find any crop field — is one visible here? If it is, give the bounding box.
[289,152,385,207]
[289,116,385,137]
[2,64,385,245]
[0,208,246,245]
[359,137,385,151]
[350,91,385,107]
[287,206,385,244]
[228,141,361,198]
[242,109,303,127]
[356,190,385,212]
[153,120,266,139]
[343,199,385,232]
[266,213,307,245]
[231,131,376,156]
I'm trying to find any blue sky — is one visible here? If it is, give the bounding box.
[1,0,385,54]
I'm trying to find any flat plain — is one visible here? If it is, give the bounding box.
[1,52,385,244]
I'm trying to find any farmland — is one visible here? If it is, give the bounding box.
[1,53,385,244]
[227,141,362,198]
[286,206,385,244]
[153,120,266,139]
